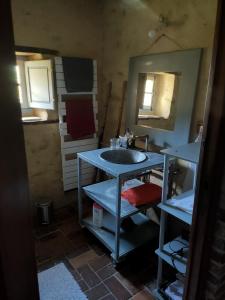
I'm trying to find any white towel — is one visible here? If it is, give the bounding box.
[165,280,184,300]
[169,192,194,214]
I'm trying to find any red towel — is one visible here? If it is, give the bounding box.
[121,183,162,207]
[65,97,95,139]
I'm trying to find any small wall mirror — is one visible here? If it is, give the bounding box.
[126,49,202,147]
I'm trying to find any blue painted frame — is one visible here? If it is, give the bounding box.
[126,49,202,147]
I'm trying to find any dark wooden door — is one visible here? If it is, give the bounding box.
[185,0,225,299]
[0,1,39,299]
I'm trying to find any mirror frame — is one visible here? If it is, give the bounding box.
[126,49,202,147]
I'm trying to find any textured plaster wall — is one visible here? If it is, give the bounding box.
[23,124,63,206]
[137,73,177,130]
[154,73,175,119]
[11,0,217,208]
[11,0,103,58]
[101,0,217,145]
[11,0,103,208]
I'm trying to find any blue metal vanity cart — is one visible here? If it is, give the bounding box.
[77,147,164,264]
[154,142,201,299]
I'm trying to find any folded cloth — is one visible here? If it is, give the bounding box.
[168,192,194,214]
[165,280,184,300]
[65,97,95,139]
[121,183,162,207]
[62,57,93,92]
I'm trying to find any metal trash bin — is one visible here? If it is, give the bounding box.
[36,200,53,225]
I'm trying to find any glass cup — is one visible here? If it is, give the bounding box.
[110,138,120,149]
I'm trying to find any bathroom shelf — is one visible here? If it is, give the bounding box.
[155,236,189,274]
[155,142,200,299]
[77,147,164,263]
[161,142,201,164]
[83,179,157,219]
[83,212,159,259]
[153,289,171,300]
[83,179,137,218]
[158,190,194,225]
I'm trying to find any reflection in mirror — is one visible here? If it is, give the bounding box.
[136,72,181,131]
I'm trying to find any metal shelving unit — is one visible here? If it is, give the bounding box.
[155,142,201,298]
[77,147,164,263]
[158,190,194,226]
[155,236,189,274]
[83,212,159,260]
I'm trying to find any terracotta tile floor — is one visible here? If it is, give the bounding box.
[35,205,157,300]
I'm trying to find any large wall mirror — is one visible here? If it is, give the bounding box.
[126,49,202,147]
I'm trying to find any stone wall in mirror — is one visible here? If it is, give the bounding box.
[136,71,181,131]
[126,49,202,147]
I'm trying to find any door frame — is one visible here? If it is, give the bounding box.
[185,0,225,298]
[0,1,39,299]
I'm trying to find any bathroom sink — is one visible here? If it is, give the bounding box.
[100,149,147,164]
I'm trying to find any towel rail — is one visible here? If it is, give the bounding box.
[55,56,98,191]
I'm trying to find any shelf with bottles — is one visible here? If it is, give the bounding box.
[77,147,164,263]
[83,178,162,220]
[83,210,159,261]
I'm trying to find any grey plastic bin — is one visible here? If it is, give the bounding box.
[36,201,53,225]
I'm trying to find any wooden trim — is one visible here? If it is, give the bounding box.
[0,1,39,299]
[15,45,58,55]
[184,0,224,299]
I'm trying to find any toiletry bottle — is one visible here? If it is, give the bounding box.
[93,203,103,228]
[125,128,135,148]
